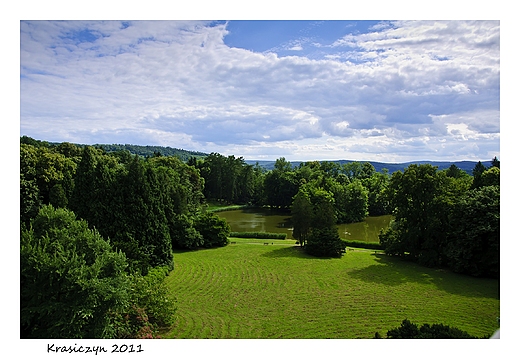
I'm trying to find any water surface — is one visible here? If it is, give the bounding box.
[216,208,392,242]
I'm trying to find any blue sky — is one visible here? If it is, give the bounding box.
[20,19,500,162]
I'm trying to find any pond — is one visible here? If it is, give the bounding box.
[216,208,393,243]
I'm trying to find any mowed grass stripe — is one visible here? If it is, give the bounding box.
[162,242,499,338]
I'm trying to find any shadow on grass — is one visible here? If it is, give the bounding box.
[348,254,499,299]
[260,246,316,259]
[260,246,346,260]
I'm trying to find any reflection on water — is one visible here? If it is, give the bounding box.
[216,208,392,243]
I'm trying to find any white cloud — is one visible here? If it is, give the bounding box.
[20,20,499,161]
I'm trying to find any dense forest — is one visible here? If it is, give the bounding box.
[20,136,499,338]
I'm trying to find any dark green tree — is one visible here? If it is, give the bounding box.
[195,212,231,248]
[471,161,487,189]
[445,185,500,277]
[291,188,313,246]
[304,188,347,257]
[21,205,130,338]
[381,164,450,266]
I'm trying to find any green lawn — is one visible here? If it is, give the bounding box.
[162,238,499,339]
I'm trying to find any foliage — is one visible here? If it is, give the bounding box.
[382,164,453,266]
[376,319,483,339]
[381,161,499,277]
[195,212,231,248]
[21,205,177,339]
[111,266,176,339]
[445,185,500,277]
[305,226,347,257]
[291,189,313,246]
[197,153,264,205]
[21,205,130,338]
[229,232,287,239]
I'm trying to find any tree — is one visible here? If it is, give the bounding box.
[21,205,130,338]
[291,189,313,246]
[445,185,500,277]
[381,164,450,266]
[471,161,487,189]
[481,166,500,187]
[491,156,500,168]
[303,188,347,257]
[263,168,299,209]
[332,179,369,223]
[195,212,231,248]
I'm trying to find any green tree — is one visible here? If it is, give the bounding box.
[481,166,500,187]
[471,161,487,189]
[291,189,313,246]
[381,164,450,266]
[304,188,347,257]
[445,185,500,277]
[491,156,500,168]
[263,168,299,209]
[195,212,231,248]
[21,205,130,338]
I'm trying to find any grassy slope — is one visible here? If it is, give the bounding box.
[162,239,499,339]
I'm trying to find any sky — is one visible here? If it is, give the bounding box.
[20,19,500,163]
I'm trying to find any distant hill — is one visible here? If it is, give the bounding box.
[245,159,493,175]
[89,143,208,161]
[21,136,209,162]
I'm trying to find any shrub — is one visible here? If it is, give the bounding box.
[110,266,176,339]
[376,319,485,339]
[21,205,130,338]
[305,227,347,258]
[343,240,382,250]
[195,212,230,247]
[230,232,287,239]
[21,205,177,339]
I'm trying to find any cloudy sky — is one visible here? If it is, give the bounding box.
[20,19,500,162]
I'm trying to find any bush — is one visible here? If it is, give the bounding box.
[376,319,485,339]
[21,205,130,338]
[110,266,176,339]
[21,205,177,339]
[305,227,347,258]
[230,232,287,239]
[343,240,382,250]
[195,212,231,248]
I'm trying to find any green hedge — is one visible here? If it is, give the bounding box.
[344,240,382,250]
[230,232,287,239]
[207,205,251,213]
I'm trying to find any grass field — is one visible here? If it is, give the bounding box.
[161,238,499,339]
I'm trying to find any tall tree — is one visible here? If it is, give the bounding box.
[291,189,313,246]
[381,164,450,266]
[471,161,487,189]
[303,188,347,257]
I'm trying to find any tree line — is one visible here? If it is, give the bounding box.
[380,160,500,277]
